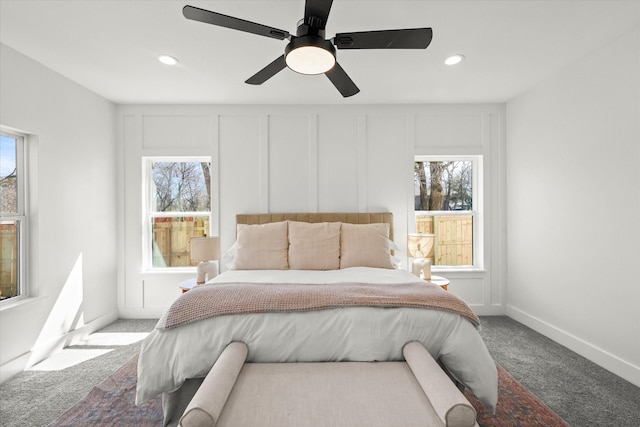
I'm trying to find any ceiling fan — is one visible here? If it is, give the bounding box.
[182,1,433,97]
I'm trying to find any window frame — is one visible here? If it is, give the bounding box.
[142,156,212,272]
[1,130,27,303]
[413,154,484,271]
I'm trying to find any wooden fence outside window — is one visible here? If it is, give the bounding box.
[415,215,473,266]
[0,224,17,299]
[152,217,209,267]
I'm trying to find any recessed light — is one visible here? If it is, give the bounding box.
[444,54,465,66]
[158,54,179,66]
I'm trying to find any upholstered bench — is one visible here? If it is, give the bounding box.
[179,341,478,427]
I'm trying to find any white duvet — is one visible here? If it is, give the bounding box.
[136,267,498,409]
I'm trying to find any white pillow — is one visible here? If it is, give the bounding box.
[288,221,341,270]
[339,223,394,269]
[233,221,289,270]
[221,240,238,271]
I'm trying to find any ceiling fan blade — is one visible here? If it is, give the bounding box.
[304,0,334,29]
[245,55,287,85]
[334,28,433,49]
[183,5,290,40]
[325,63,360,98]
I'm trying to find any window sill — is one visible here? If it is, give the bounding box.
[432,266,487,275]
[141,267,197,274]
[0,295,45,312]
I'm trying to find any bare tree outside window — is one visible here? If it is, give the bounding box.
[414,161,472,211]
[1,136,17,213]
[152,162,211,212]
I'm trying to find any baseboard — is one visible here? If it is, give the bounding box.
[0,352,31,384]
[471,304,507,316]
[506,305,640,388]
[118,307,167,319]
[0,311,118,384]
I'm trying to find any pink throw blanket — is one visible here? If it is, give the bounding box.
[162,282,480,330]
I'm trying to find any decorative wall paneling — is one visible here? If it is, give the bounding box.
[117,105,505,318]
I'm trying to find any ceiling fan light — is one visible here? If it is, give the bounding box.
[285,36,336,75]
[444,54,465,66]
[286,45,336,75]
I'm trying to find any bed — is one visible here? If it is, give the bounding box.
[136,213,498,426]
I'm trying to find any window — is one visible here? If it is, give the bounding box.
[143,158,212,269]
[1,131,26,301]
[414,156,481,268]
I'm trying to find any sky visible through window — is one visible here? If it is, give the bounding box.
[0,135,17,179]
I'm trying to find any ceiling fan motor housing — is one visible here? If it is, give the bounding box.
[296,18,325,38]
[286,35,335,57]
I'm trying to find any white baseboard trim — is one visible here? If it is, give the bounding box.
[507,305,640,388]
[118,307,166,319]
[0,352,31,384]
[0,311,118,384]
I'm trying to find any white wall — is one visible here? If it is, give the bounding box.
[506,27,640,387]
[117,104,506,319]
[0,44,118,382]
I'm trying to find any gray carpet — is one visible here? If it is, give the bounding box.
[477,317,640,427]
[0,319,157,427]
[0,316,638,426]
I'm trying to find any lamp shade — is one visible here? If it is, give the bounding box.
[190,236,220,262]
[407,233,435,259]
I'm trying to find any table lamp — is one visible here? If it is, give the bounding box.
[190,236,220,284]
[407,233,435,280]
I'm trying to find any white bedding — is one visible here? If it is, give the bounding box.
[136,267,498,410]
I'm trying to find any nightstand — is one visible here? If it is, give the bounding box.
[179,277,198,293]
[427,275,449,290]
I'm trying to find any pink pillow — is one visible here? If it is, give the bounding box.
[233,221,288,270]
[288,221,341,270]
[340,223,394,269]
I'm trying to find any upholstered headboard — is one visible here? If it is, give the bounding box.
[235,212,394,241]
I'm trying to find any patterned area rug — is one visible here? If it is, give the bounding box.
[464,367,570,427]
[51,355,569,427]
[50,355,162,427]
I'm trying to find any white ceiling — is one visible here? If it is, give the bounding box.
[1,0,639,104]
